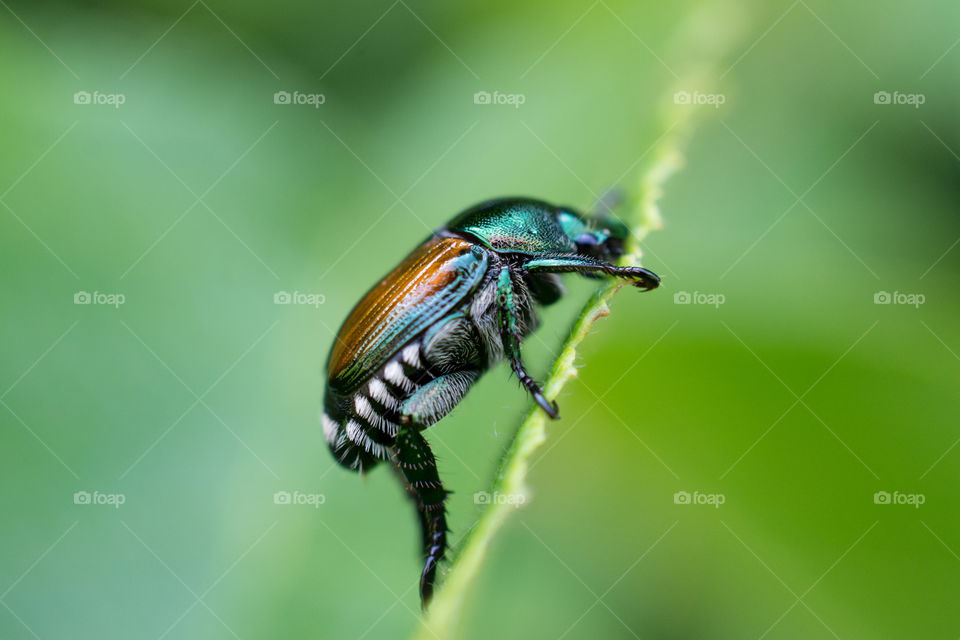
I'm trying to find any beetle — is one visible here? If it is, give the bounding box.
[322,197,659,606]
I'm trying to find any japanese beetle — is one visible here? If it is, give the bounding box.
[322,197,659,606]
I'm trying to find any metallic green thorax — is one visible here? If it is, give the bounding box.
[447,197,627,264]
[447,198,579,254]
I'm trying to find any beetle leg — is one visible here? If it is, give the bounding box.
[391,424,449,608]
[496,267,559,419]
[523,255,660,291]
[400,370,481,428]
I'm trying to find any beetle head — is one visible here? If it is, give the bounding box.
[556,208,629,263]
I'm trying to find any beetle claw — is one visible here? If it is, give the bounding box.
[629,267,661,291]
[420,557,437,608]
[533,391,560,419]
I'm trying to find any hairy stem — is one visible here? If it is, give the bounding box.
[410,5,744,637]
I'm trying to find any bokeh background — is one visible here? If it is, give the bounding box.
[2,0,958,638]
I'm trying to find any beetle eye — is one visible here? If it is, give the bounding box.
[575,232,601,255]
[576,232,598,246]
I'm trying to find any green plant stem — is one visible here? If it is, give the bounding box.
[411,144,680,640]
[410,5,743,637]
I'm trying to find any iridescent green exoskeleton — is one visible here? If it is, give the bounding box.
[323,197,659,606]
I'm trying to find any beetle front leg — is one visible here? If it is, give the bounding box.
[523,256,660,291]
[496,267,559,419]
[391,425,449,608]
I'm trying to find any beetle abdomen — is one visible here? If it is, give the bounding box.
[323,341,430,472]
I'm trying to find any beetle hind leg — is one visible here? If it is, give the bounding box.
[391,425,449,607]
[399,370,480,428]
[393,368,480,606]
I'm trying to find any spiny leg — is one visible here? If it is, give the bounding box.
[392,424,449,607]
[391,462,433,573]
[523,255,660,291]
[496,267,559,419]
[391,316,484,605]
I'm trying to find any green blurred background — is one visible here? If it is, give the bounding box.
[1,0,958,638]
